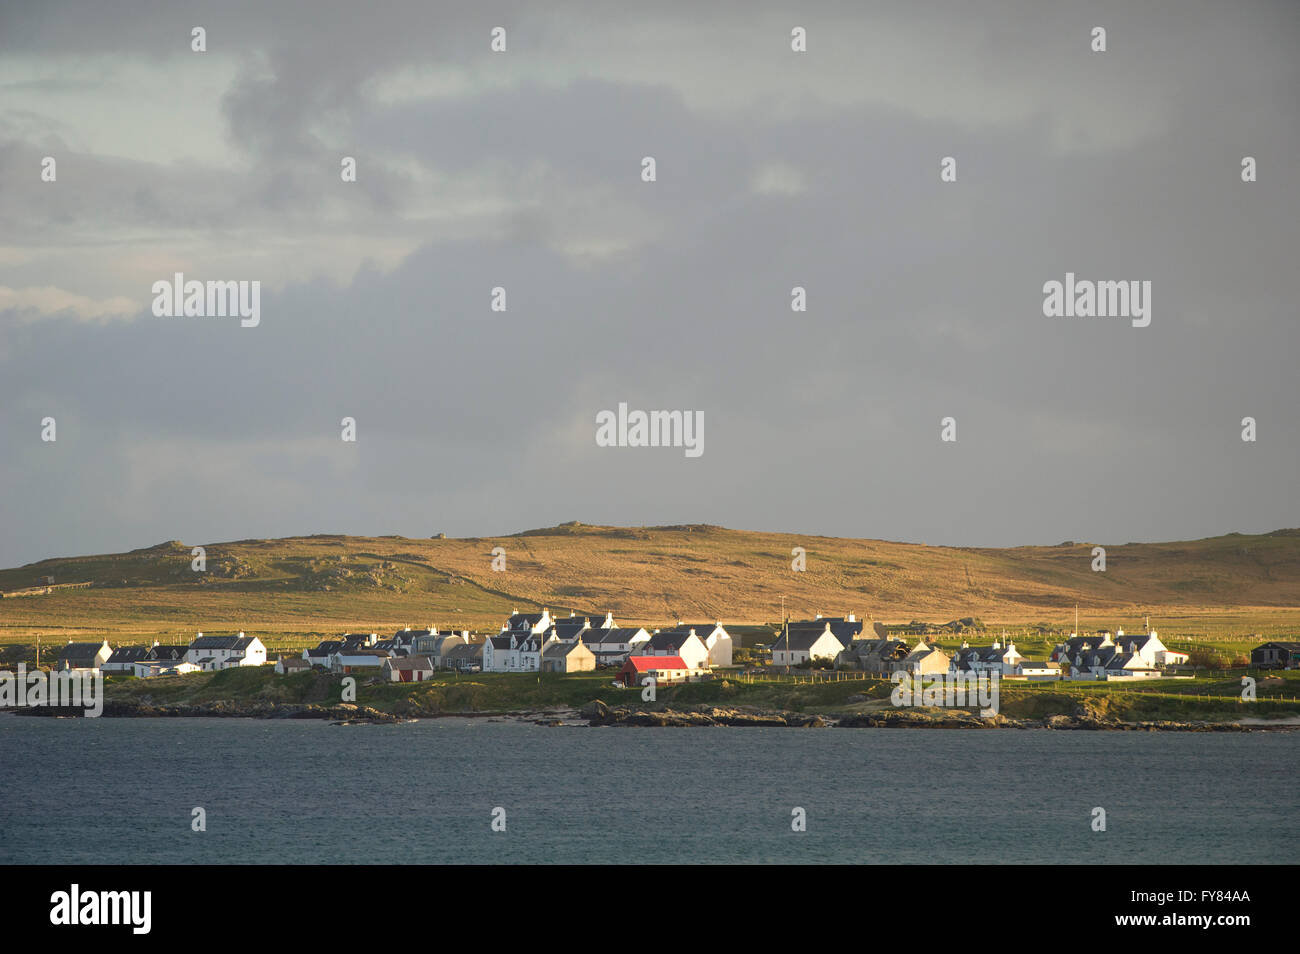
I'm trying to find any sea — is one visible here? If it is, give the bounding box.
[1,715,1295,864]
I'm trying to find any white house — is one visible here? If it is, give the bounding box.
[103,646,153,674]
[950,639,1023,676]
[1113,628,1188,667]
[582,627,651,665]
[667,623,732,667]
[1102,652,1162,679]
[483,632,547,672]
[501,609,553,637]
[55,640,112,672]
[381,655,437,683]
[185,632,267,670]
[132,660,200,678]
[772,626,846,667]
[641,630,711,671]
[1052,627,1184,679]
[1015,659,1061,679]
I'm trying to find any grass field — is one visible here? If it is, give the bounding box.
[2,523,1299,669]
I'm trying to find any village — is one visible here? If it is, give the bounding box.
[45,608,1296,690]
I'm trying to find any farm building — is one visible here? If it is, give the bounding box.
[1251,642,1300,669]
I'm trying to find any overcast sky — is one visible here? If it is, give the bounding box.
[1,0,1298,568]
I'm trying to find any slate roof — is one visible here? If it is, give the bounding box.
[543,642,585,658]
[773,629,844,652]
[552,618,591,640]
[57,642,107,663]
[505,613,546,631]
[788,617,863,642]
[385,655,435,671]
[643,631,702,653]
[584,628,645,646]
[106,646,152,664]
[190,634,258,651]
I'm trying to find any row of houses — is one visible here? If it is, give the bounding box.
[290,609,734,682]
[1047,628,1189,679]
[52,613,1289,683]
[771,614,1193,681]
[55,633,268,676]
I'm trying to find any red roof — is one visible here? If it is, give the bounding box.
[624,655,688,671]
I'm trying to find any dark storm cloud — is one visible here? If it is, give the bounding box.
[1,0,1297,567]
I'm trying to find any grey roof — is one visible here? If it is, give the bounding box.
[788,618,863,642]
[1114,633,1154,652]
[505,613,546,631]
[57,642,106,662]
[774,629,844,653]
[544,642,586,658]
[552,618,590,639]
[106,646,152,664]
[848,637,909,657]
[385,655,435,670]
[1105,652,1156,671]
[190,634,257,651]
[643,631,702,653]
[584,628,644,646]
[673,623,724,635]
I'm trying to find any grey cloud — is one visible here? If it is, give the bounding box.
[1,0,1298,568]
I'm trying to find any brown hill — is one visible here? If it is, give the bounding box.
[2,524,1299,643]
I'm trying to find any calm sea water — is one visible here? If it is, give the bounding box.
[1,715,1295,864]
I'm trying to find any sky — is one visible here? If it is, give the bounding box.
[1,0,1298,568]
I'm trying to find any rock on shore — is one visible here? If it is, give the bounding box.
[92,700,403,723]
[582,701,824,727]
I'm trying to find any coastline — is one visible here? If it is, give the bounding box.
[7,699,1295,731]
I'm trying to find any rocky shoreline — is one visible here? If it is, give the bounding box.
[10,700,405,725]
[578,700,1269,731]
[7,698,1292,731]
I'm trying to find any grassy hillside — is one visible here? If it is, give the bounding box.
[2,523,1300,661]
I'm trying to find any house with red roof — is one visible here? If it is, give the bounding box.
[619,655,694,687]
